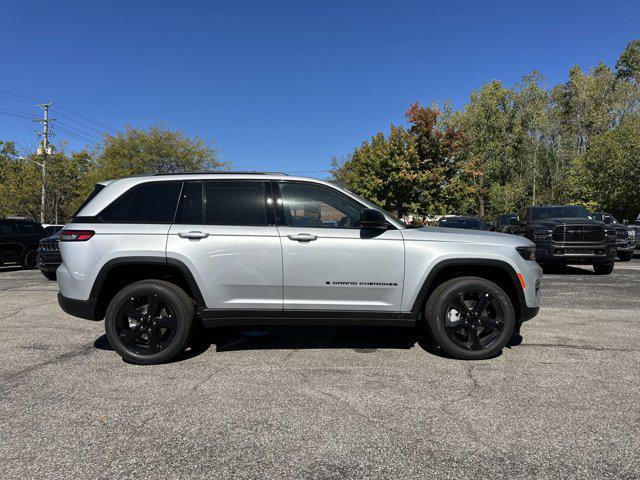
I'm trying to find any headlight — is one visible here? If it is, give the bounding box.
[533,229,552,241]
[517,246,536,261]
[628,228,636,239]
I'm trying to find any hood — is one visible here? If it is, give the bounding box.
[402,226,534,247]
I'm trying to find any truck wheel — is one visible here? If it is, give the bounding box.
[593,263,614,275]
[425,276,515,360]
[21,250,38,269]
[42,271,57,281]
[105,280,195,365]
[618,251,633,262]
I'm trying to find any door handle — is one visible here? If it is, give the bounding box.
[287,233,318,242]
[178,231,209,240]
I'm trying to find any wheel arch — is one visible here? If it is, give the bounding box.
[91,257,205,320]
[410,258,526,322]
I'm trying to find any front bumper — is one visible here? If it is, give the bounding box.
[534,241,616,264]
[37,252,61,272]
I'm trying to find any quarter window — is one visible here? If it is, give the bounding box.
[278,182,363,228]
[204,181,268,226]
[100,182,182,223]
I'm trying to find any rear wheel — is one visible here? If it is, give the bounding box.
[22,250,37,269]
[425,276,515,360]
[593,262,614,275]
[105,280,195,365]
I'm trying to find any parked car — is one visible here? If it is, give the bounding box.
[37,233,62,280]
[505,205,617,274]
[0,218,46,269]
[42,224,65,236]
[437,216,488,230]
[590,212,635,261]
[57,172,542,364]
[634,214,640,250]
[492,213,518,232]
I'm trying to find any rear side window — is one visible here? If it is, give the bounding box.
[175,182,203,224]
[204,181,268,226]
[0,222,17,235]
[73,184,106,217]
[100,182,182,223]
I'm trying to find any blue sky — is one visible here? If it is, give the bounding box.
[1,0,638,176]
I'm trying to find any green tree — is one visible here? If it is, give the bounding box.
[575,117,640,220]
[331,104,466,219]
[91,125,225,181]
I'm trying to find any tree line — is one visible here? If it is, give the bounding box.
[332,40,640,222]
[1,40,639,224]
[0,127,224,223]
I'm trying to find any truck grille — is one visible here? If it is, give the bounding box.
[39,240,60,252]
[552,225,604,243]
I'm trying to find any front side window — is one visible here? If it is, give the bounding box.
[100,182,182,223]
[278,182,364,228]
[204,181,268,226]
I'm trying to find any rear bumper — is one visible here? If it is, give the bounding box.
[520,305,539,322]
[58,293,98,320]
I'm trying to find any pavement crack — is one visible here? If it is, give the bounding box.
[521,343,632,352]
[0,343,96,385]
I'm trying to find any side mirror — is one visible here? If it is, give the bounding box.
[623,219,629,225]
[360,209,387,229]
[603,215,612,224]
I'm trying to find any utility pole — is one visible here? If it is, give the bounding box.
[33,102,55,224]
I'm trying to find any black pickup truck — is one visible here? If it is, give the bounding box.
[505,205,617,274]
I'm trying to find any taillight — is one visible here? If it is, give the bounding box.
[59,230,95,241]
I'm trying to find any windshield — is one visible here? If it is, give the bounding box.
[530,206,590,221]
[591,212,618,223]
[438,218,485,229]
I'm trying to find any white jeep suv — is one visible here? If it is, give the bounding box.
[57,172,542,364]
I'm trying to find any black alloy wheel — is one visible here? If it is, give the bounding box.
[425,276,516,360]
[443,290,505,351]
[114,292,178,356]
[105,280,194,365]
[22,250,38,269]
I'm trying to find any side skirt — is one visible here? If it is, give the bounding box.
[198,309,418,328]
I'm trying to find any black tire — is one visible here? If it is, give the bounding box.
[105,280,195,365]
[425,276,516,360]
[618,251,633,262]
[593,262,614,275]
[22,250,38,269]
[42,270,57,281]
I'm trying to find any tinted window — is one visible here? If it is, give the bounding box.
[204,181,268,226]
[278,182,364,228]
[0,222,17,235]
[100,182,182,223]
[17,222,44,234]
[175,181,203,224]
[530,206,589,221]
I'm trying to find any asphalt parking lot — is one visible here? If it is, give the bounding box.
[1,260,639,480]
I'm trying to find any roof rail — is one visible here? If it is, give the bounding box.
[151,171,289,176]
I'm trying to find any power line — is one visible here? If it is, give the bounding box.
[54,125,100,144]
[54,109,111,134]
[55,103,116,132]
[55,119,103,142]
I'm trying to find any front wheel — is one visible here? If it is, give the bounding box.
[105,280,195,365]
[425,276,516,360]
[618,251,633,262]
[593,263,614,275]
